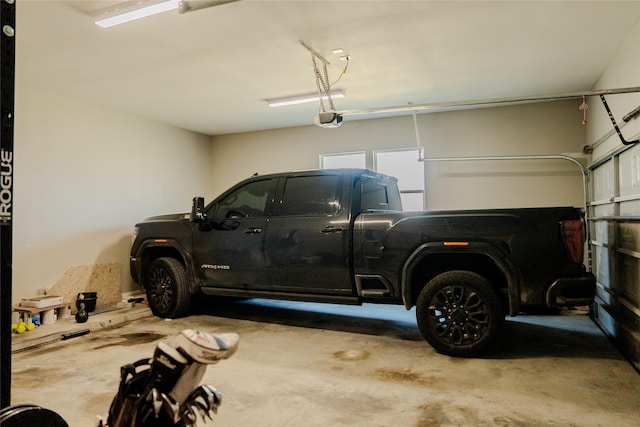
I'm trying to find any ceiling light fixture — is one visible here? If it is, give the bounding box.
[266,90,346,108]
[94,0,179,28]
[178,0,241,13]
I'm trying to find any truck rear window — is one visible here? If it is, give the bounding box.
[361,178,402,212]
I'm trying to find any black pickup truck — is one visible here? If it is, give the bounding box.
[130,168,595,356]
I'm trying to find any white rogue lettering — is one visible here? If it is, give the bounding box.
[0,149,13,224]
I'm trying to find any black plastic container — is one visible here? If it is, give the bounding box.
[77,292,97,313]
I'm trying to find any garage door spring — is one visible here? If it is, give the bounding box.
[312,54,335,113]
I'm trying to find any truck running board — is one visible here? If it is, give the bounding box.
[359,289,391,297]
[355,274,394,298]
[200,287,362,305]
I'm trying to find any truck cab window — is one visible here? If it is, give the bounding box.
[279,175,341,216]
[215,179,272,219]
[361,178,402,212]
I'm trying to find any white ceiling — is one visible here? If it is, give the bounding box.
[16,0,640,136]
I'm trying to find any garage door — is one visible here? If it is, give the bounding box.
[590,143,640,370]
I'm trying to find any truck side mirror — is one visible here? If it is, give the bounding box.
[190,197,206,223]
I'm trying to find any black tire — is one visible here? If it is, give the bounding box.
[145,257,191,318]
[0,405,68,427]
[416,270,505,357]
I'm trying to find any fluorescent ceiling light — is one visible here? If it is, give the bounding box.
[94,0,179,28]
[267,90,346,108]
[179,0,241,14]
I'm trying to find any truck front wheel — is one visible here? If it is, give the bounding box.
[416,270,504,357]
[145,257,191,318]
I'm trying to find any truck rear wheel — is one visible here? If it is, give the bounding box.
[145,257,191,318]
[416,270,504,357]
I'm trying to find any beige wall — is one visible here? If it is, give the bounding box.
[211,100,587,210]
[12,87,212,303]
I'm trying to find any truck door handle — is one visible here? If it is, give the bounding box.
[244,228,263,234]
[320,226,343,234]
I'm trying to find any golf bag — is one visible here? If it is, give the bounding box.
[106,329,239,427]
[1,329,237,427]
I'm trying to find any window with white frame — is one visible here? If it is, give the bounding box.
[374,148,425,211]
[320,151,366,169]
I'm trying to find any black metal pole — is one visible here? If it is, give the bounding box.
[600,95,640,145]
[0,0,16,409]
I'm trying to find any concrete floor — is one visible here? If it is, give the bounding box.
[9,298,640,427]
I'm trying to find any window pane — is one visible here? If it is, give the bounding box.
[321,152,366,169]
[280,175,341,216]
[215,179,272,219]
[375,149,424,191]
[375,148,425,210]
[361,177,402,212]
[401,192,425,212]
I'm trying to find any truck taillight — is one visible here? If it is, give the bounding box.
[561,219,584,263]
